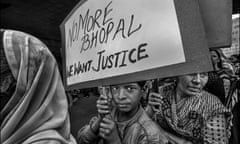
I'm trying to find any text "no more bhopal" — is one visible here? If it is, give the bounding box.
[67,1,142,54]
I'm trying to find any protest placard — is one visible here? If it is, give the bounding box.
[199,0,232,48]
[60,0,213,89]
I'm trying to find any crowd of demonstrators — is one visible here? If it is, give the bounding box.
[77,82,168,144]
[76,72,235,144]
[0,29,76,144]
[1,29,238,144]
[75,46,239,144]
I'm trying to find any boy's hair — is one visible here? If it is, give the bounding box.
[137,81,146,88]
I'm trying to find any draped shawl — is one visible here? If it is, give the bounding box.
[0,30,76,144]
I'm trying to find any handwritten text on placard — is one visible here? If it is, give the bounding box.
[62,0,185,86]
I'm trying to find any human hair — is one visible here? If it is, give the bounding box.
[137,80,146,88]
[211,49,223,69]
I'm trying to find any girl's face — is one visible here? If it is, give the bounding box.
[176,72,208,97]
[110,83,142,112]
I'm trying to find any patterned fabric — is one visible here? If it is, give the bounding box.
[151,84,231,143]
[0,39,15,94]
[0,30,76,144]
[0,30,16,110]
[203,114,228,144]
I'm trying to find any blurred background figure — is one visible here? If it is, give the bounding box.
[0,29,76,144]
[225,53,240,144]
[204,49,235,104]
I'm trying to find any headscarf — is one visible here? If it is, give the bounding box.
[152,82,230,143]
[0,29,76,144]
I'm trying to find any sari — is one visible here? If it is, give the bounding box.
[149,84,231,144]
[0,29,76,144]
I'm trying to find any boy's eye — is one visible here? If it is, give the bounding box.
[125,86,137,92]
[111,86,119,92]
[126,87,133,91]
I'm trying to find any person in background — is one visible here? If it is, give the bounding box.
[227,54,240,144]
[204,49,226,103]
[146,72,231,144]
[204,49,235,104]
[77,81,168,144]
[0,29,76,144]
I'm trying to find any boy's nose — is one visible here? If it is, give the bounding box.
[118,88,126,99]
[192,73,201,83]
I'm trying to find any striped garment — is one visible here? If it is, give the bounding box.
[151,84,231,143]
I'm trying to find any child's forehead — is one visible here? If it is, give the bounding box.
[111,82,139,87]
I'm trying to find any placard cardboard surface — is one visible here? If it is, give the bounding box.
[199,0,232,49]
[60,0,213,90]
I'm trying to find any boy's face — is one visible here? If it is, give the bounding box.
[110,83,142,112]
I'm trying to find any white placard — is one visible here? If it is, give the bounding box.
[62,0,185,86]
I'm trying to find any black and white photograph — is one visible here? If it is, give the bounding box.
[0,0,239,143]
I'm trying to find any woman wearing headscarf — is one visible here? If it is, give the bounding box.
[0,29,76,144]
[146,72,231,144]
[204,49,235,104]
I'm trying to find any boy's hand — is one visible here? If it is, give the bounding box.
[97,94,112,115]
[89,116,101,134]
[148,92,163,112]
[99,115,121,143]
[97,87,112,115]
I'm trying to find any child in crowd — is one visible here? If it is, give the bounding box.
[77,81,168,144]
